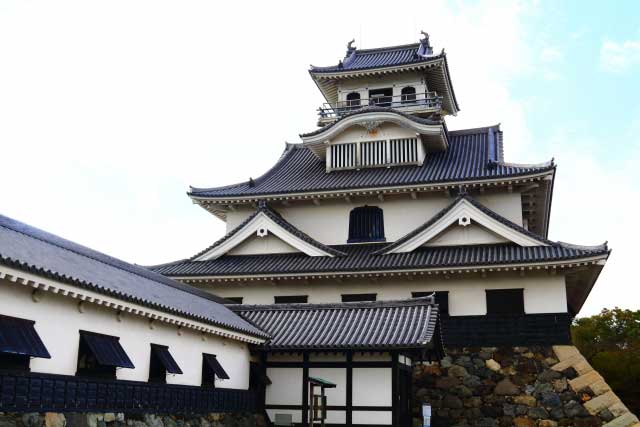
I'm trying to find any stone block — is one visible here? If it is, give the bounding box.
[513,417,535,427]
[602,413,640,427]
[583,391,621,415]
[552,346,580,362]
[589,379,612,396]
[513,395,537,407]
[609,402,631,417]
[569,371,604,392]
[45,413,66,427]
[486,359,501,372]
[551,354,585,372]
[573,360,594,376]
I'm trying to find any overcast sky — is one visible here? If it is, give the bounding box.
[1,0,638,316]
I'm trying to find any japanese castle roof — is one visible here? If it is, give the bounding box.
[0,213,268,340]
[152,195,609,279]
[188,125,554,201]
[232,296,442,353]
[309,42,445,74]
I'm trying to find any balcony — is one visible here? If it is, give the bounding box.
[317,91,442,126]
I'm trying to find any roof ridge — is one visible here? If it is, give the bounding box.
[189,144,298,196]
[448,124,501,135]
[232,295,436,312]
[0,214,232,307]
[353,42,421,54]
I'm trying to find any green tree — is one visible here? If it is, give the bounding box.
[572,308,640,415]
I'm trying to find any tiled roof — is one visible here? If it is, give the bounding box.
[189,125,554,200]
[153,242,608,278]
[189,201,346,260]
[309,43,442,74]
[0,214,268,339]
[232,296,442,352]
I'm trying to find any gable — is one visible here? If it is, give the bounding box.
[193,210,340,261]
[227,234,300,255]
[381,197,548,254]
[425,222,509,247]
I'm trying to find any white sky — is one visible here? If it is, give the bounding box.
[0,0,637,316]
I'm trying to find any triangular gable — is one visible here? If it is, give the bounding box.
[378,196,549,255]
[193,204,344,261]
[425,222,510,247]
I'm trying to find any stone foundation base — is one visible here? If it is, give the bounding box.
[0,412,265,427]
[413,346,638,427]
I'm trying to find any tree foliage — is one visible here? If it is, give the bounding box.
[572,308,640,414]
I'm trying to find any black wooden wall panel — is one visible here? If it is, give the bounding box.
[0,371,257,414]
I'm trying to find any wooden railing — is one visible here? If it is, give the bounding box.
[318,91,442,121]
[0,370,258,414]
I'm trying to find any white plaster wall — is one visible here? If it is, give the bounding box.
[227,234,298,255]
[352,411,392,425]
[0,281,250,389]
[265,368,303,405]
[337,71,427,101]
[206,273,568,316]
[352,368,392,406]
[225,191,523,248]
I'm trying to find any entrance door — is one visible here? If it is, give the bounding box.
[397,365,412,426]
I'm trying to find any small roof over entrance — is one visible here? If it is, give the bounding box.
[232,296,443,358]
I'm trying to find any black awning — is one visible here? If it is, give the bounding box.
[0,315,51,358]
[203,353,229,379]
[151,344,183,375]
[80,331,134,369]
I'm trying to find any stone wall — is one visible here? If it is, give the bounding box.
[0,412,266,427]
[413,346,639,427]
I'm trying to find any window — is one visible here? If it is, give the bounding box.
[401,86,417,103]
[224,297,243,305]
[76,331,134,379]
[486,289,525,315]
[348,206,385,243]
[345,92,361,109]
[0,315,50,372]
[149,344,183,384]
[412,291,449,316]
[341,293,377,302]
[369,88,393,107]
[274,295,308,304]
[202,353,230,388]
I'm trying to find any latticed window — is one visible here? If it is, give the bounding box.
[348,206,385,243]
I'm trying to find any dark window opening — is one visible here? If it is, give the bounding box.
[202,353,230,388]
[412,291,449,316]
[274,295,308,304]
[369,88,393,107]
[149,347,166,384]
[486,289,525,315]
[76,331,134,380]
[0,314,50,372]
[77,336,116,379]
[401,86,417,103]
[224,297,244,305]
[345,92,361,108]
[0,353,31,371]
[341,293,377,302]
[148,344,183,384]
[348,206,385,243]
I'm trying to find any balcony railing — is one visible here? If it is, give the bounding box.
[318,91,442,123]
